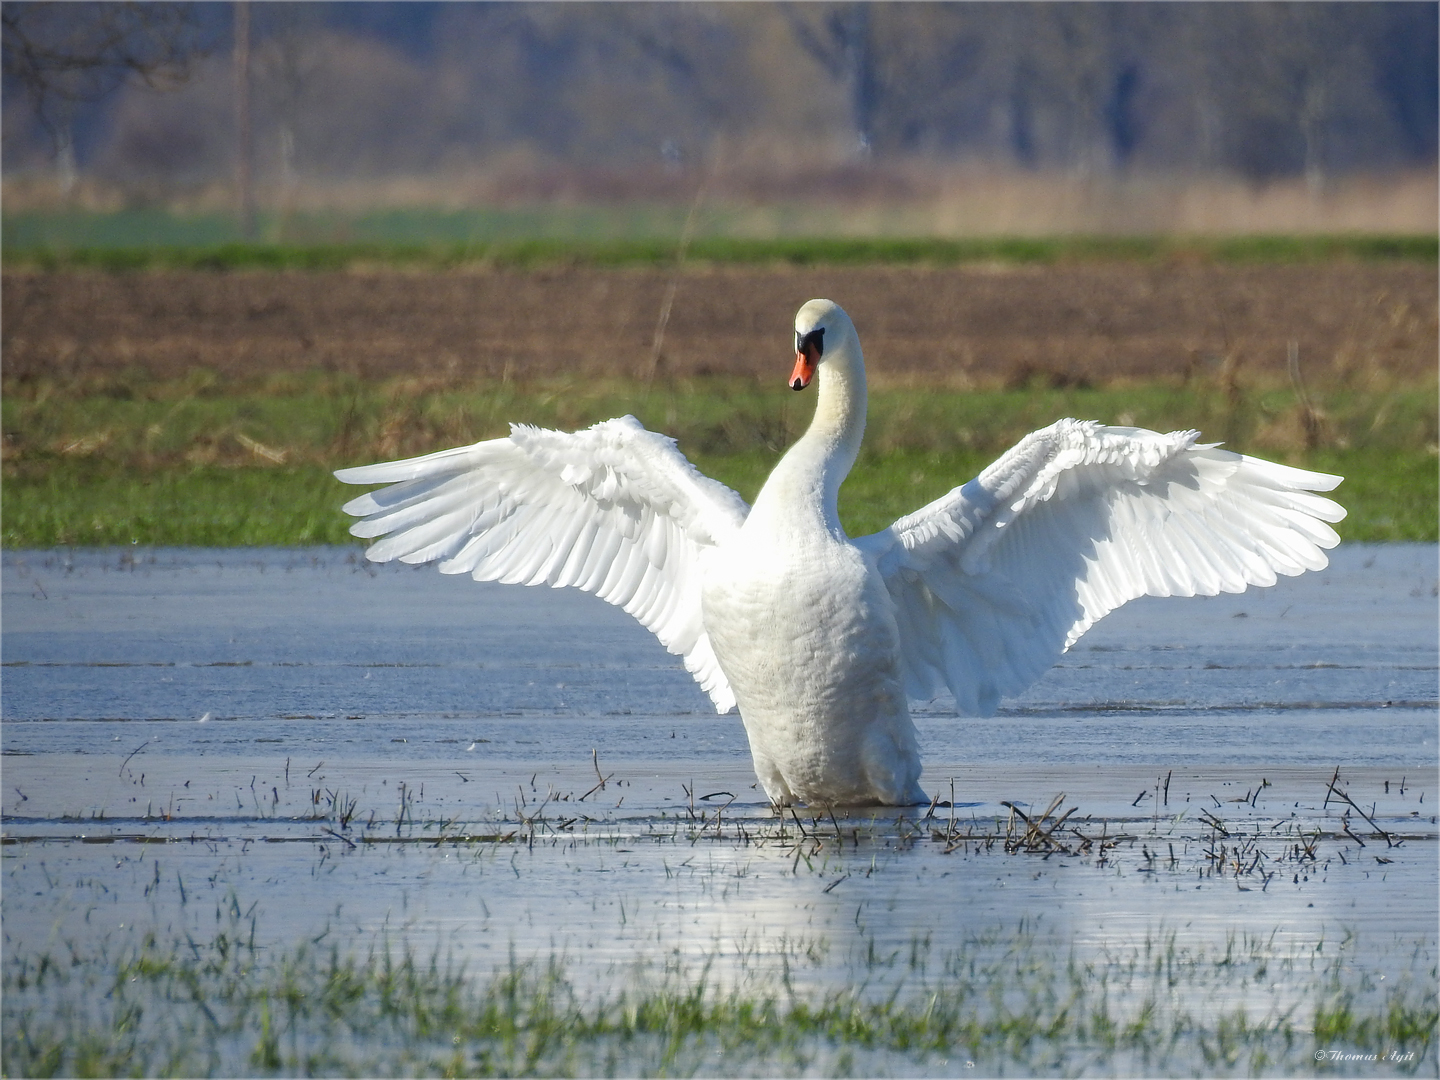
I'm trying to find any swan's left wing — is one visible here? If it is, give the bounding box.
[854,419,1345,716]
[335,415,750,712]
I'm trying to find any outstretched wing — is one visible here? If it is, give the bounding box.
[854,419,1345,716]
[335,415,750,712]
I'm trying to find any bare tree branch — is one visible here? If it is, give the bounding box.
[2,1,211,143]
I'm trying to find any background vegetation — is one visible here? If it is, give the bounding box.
[5,4,1436,201]
[3,230,1436,270]
[3,5,1433,550]
[4,368,1433,548]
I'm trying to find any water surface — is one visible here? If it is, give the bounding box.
[4,544,1436,1019]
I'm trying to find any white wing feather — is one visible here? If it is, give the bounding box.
[335,415,750,712]
[855,419,1345,716]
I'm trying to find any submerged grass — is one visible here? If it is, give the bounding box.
[3,372,1434,547]
[4,915,1435,1078]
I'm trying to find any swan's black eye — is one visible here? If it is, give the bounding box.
[795,327,825,357]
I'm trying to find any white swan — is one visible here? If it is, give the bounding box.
[336,299,1345,807]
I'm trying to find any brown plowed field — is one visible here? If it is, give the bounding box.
[3,262,1434,386]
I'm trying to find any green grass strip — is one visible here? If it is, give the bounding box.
[2,467,348,548]
[2,445,1432,548]
[4,233,1436,272]
[5,377,1435,547]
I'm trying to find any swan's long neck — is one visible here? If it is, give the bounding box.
[751,340,867,539]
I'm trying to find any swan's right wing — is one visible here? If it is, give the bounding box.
[855,419,1345,716]
[335,415,750,712]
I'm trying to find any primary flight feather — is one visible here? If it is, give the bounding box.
[337,299,1344,807]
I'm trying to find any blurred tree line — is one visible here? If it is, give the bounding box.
[3,1,1435,202]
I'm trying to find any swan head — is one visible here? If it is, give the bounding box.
[791,299,855,391]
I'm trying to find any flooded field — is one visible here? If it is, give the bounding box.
[3,543,1436,1075]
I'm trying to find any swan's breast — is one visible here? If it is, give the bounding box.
[703,538,903,720]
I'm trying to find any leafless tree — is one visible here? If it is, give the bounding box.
[3,1,211,194]
[18,3,1431,199]
[253,6,322,193]
[782,3,880,156]
[3,2,209,134]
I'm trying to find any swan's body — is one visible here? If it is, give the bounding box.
[337,299,1345,807]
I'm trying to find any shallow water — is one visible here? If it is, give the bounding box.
[3,543,1437,1022]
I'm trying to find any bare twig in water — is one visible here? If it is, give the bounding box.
[577,749,615,802]
[118,739,148,776]
[1199,809,1230,837]
[1326,774,1396,847]
[578,777,612,802]
[712,794,735,837]
[1000,794,1076,853]
[320,826,356,849]
[948,778,957,845]
[789,807,811,840]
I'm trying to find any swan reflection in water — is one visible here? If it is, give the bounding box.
[337,300,1344,808]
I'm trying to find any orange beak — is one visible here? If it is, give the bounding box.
[790,347,817,391]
